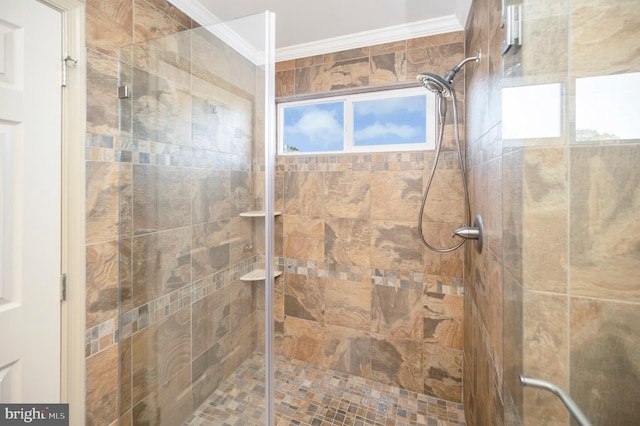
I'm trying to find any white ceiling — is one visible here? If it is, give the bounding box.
[171,0,473,61]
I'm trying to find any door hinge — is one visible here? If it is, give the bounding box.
[61,273,67,301]
[62,55,78,87]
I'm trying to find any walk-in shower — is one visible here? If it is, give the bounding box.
[416,51,483,252]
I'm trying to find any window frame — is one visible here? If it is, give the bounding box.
[277,87,436,155]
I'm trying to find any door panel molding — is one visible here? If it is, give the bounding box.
[41,1,86,424]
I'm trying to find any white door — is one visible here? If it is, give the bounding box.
[0,0,62,402]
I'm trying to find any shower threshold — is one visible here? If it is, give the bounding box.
[185,351,466,426]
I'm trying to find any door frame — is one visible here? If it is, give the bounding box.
[39,0,86,424]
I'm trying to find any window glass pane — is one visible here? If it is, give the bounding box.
[282,102,344,153]
[353,95,426,146]
[576,72,640,141]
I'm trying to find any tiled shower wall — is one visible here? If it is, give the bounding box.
[84,1,265,425]
[464,0,640,425]
[272,32,468,402]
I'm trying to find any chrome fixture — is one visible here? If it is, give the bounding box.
[501,4,523,56]
[416,51,481,98]
[416,51,482,253]
[520,375,592,426]
[452,214,483,252]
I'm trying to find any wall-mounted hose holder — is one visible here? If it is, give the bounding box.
[452,214,483,252]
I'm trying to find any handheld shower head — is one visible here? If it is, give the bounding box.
[416,50,482,98]
[416,73,453,97]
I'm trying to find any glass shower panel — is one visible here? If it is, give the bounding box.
[118,12,274,425]
[502,0,640,425]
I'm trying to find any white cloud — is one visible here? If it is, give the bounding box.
[354,122,419,141]
[284,108,343,147]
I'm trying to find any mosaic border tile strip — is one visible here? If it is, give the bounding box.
[185,351,467,426]
[276,256,464,295]
[85,133,253,171]
[86,253,463,358]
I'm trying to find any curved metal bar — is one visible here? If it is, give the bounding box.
[519,375,592,426]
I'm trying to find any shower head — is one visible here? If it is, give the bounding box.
[417,73,453,98]
[417,50,482,98]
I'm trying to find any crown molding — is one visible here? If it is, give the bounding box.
[169,1,466,63]
[274,15,463,62]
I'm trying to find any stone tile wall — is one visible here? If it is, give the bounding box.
[273,32,468,402]
[465,0,640,425]
[85,2,265,425]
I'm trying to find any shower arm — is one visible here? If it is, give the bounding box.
[443,51,482,83]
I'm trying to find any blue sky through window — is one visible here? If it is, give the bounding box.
[353,95,426,146]
[282,102,344,152]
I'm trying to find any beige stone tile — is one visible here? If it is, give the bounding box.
[370,40,406,55]
[326,57,370,90]
[226,312,257,375]
[191,169,230,224]
[370,52,407,85]
[284,171,324,218]
[119,337,132,415]
[276,59,296,72]
[191,287,230,359]
[228,280,254,332]
[423,344,462,403]
[87,49,119,137]
[131,308,191,405]
[191,221,230,282]
[407,32,464,49]
[86,161,119,244]
[522,290,569,425]
[133,0,188,44]
[372,335,423,393]
[230,216,254,265]
[295,65,330,95]
[191,334,229,409]
[371,285,422,340]
[324,217,371,267]
[276,69,295,97]
[571,0,640,76]
[570,297,640,425]
[156,166,191,230]
[131,364,193,426]
[422,293,463,350]
[325,170,371,219]
[325,48,369,64]
[371,170,422,221]
[86,241,119,329]
[283,215,324,262]
[230,171,252,216]
[324,325,371,378]
[325,278,371,332]
[371,220,422,271]
[570,145,640,301]
[156,227,191,293]
[420,168,465,224]
[86,344,119,426]
[283,316,325,365]
[143,0,192,30]
[522,147,568,293]
[295,55,324,68]
[130,67,192,146]
[86,0,132,57]
[406,43,464,81]
[284,273,324,323]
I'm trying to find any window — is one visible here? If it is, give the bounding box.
[278,87,435,154]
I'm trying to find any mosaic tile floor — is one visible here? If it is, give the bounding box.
[184,351,466,426]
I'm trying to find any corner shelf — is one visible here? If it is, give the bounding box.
[239,269,283,282]
[239,210,282,217]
